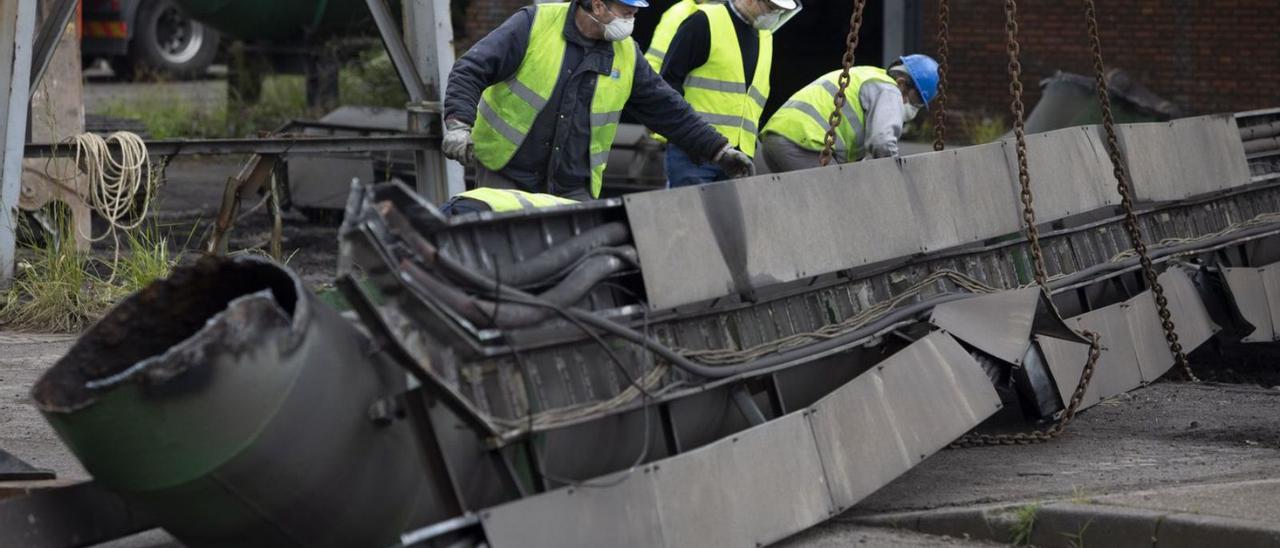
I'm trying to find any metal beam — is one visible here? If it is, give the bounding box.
[25,134,439,158]
[1,0,37,284]
[404,0,465,202]
[365,0,429,103]
[28,0,77,97]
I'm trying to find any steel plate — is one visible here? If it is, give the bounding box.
[808,331,1001,510]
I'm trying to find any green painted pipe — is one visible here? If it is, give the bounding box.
[174,0,373,42]
[33,257,432,547]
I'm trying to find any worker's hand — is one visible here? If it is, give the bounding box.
[443,118,474,165]
[714,145,756,179]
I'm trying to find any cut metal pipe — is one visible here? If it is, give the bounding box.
[32,257,430,548]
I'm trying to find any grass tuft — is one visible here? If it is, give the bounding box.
[2,216,179,333]
[1009,502,1040,546]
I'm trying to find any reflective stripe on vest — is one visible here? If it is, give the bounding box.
[645,0,700,73]
[458,187,578,213]
[682,3,772,157]
[761,67,895,162]
[472,2,636,199]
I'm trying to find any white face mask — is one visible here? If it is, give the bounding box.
[902,102,920,123]
[587,4,635,41]
[603,15,635,41]
[752,10,781,30]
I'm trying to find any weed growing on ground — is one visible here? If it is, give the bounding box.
[1060,517,1093,548]
[1009,502,1040,546]
[1,214,179,333]
[1,216,114,332]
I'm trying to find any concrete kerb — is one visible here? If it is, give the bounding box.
[850,500,1280,548]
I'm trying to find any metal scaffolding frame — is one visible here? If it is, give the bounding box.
[1,0,37,283]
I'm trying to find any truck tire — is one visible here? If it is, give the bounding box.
[126,0,220,79]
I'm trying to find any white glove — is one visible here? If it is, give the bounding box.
[714,144,756,179]
[443,118,474,165]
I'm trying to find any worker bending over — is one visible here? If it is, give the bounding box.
[441,0,753,201]
[757,54,939,173]
[660,0,801,187]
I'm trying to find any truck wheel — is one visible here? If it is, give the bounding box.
[128,0,220,79]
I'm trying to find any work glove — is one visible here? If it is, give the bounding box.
[714,144,755,179]
[443,118,475,165]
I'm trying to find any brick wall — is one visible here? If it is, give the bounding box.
[455,0,530,53]
[918,1,1280,118]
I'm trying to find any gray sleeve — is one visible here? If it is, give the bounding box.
[859,82,904,159]
[443,8,534,125]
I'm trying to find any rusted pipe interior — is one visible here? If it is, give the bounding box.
[32,257,298,412]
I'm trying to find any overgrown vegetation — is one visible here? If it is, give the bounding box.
[93,46,408,140]
[1,214,178,333]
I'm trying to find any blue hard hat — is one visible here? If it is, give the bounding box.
[614,0,650,7]
[897,54,939,109]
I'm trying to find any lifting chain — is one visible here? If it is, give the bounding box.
[932,0,950,151]
[818,0,867,167]
[951,0,1103,449]
[1083,0,1198,382]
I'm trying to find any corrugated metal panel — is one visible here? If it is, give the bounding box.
[1159,268,1219,351]
[1037,335,1102,410]
[481,470,665,547]
[1003,126,1118,220]
[809,332,1000,511]
[654,411,832,548]
[928,287,1042,364]
[1044,268,1218,409]
[1223,265,1280,342]
[1118,114,1253,201]
[629,115,1258,310]
[1072,302,1146,401]
[480,332,1003,547]
[1125,294,1178,382]
[625,159,922,310]
[900,142,1023,252]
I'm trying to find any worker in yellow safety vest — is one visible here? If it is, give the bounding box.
[644,0,708,73]
[441,0,755,201]
[658,0,802,187]
[441,188,578,216]
[757,54,940,173]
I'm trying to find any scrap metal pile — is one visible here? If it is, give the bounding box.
[12,107,1280,547]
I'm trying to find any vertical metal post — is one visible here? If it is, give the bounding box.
[882,0,906,66]
[404,0,465,201]
[1,0,37,284]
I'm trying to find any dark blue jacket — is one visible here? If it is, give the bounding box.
[445,3,728,196]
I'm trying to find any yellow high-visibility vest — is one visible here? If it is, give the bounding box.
[681,3,772,157]
[761,67,896,162]
[455,188,578,212]
[472,2,636,198]
[645,0,700,73]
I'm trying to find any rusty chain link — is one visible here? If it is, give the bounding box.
[951,0,1103,449]
[818,0,867,167]
[932,0,950,151]
[1083,0,1198,382]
